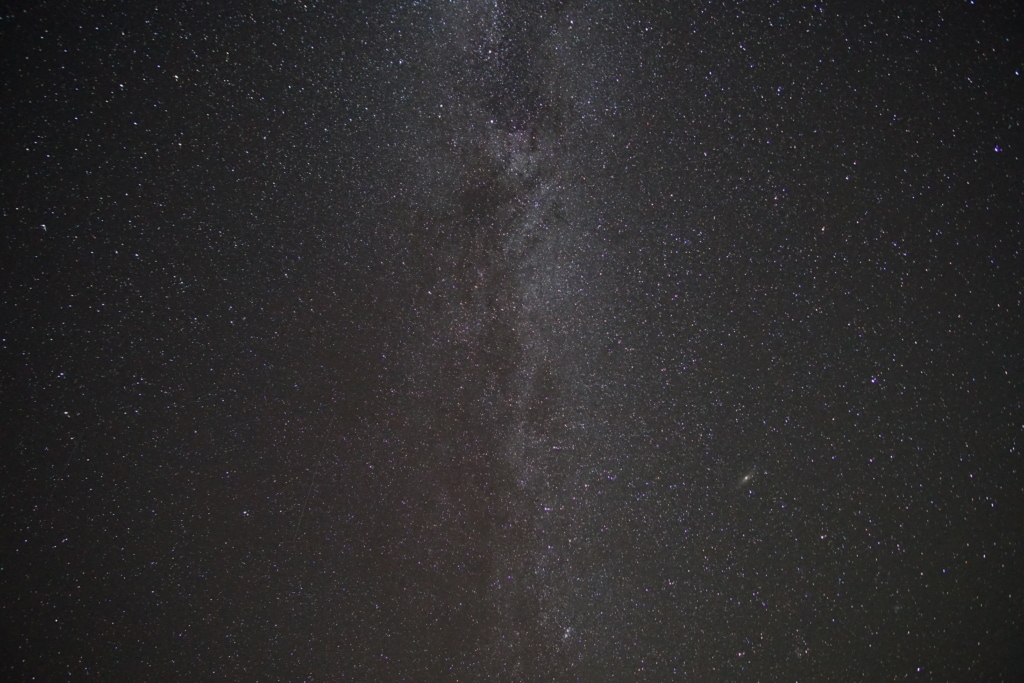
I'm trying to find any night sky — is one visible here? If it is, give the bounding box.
[2,1,1023,680]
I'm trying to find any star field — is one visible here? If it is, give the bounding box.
[2,1,1022,680]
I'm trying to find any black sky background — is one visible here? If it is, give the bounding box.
[2,1,1023,680]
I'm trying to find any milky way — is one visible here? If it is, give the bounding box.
[3,1,1022,680]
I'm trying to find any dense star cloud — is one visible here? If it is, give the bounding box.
[2,1,1022,680]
